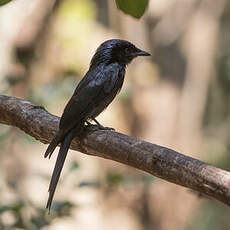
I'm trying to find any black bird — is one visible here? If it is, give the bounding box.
[44,39,150,211]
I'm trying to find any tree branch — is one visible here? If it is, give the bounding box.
[0,95,229,206]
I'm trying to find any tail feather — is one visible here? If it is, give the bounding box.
[46,130,75,212]
[44,132,64,159]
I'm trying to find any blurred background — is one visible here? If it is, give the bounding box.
[0,0,230,229]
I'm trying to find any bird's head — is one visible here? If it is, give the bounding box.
[90,39,150,67]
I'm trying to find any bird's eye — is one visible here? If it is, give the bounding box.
[124,47,130,53]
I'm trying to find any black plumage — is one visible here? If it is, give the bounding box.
[44,39,150,211]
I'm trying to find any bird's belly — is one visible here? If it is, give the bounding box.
[89,94,116,118]
[89,86,121,119]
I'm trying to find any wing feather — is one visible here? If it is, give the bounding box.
[59,63,121,131]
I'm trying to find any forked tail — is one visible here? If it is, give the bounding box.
[46,129,75,212]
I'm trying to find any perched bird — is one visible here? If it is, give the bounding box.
[44,39,150,211]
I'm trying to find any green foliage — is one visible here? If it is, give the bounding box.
[106,172,124,187]
[115,0,149,18]
[0,0,12,6]
[0,0,149,19]
[69,161,80,172]
[49,201,75,217]
[0,199,75,229]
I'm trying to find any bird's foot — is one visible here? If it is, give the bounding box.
[97,125,115,131]
[86,120,115,131]
[85,121,97,129]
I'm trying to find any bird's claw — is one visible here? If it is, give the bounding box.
[85,120,115,131]
[86,124,115,131]
[97,126,115,131]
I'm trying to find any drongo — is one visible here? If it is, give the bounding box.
[44,39,150,211]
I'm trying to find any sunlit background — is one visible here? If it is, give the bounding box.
[0,0,230,229]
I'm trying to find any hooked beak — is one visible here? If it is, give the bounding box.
[135,49,151,56]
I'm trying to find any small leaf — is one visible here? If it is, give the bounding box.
[69,161,80,172]
[106,172,124,186]
[115,0,149,19]
[0,0,13,6]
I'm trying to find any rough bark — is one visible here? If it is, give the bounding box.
[0,95,229,206]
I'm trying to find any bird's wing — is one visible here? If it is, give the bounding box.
[59,63,121,131]
[94,63,120,93]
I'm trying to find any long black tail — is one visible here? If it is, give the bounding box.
[46,129,75,212]
[44,131,65,159]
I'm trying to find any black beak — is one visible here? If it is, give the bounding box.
[135,49,151,56]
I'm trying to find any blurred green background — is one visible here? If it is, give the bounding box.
[0,0,230,229]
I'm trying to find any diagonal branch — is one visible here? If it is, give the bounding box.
[0,94,230,206]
